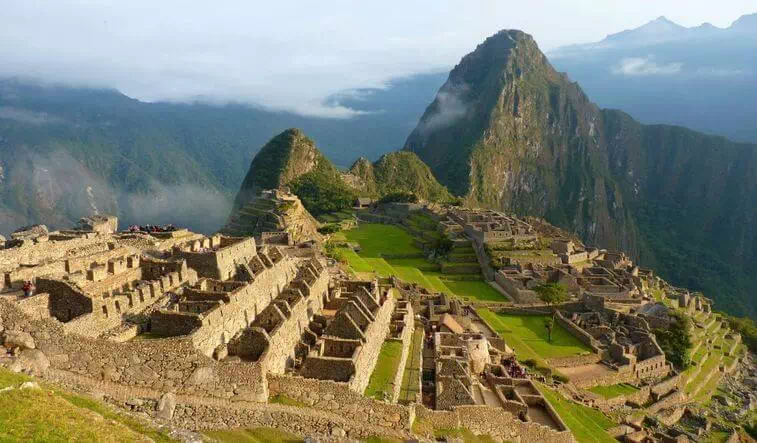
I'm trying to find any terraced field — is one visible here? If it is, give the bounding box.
[333,223,506,302]
[537,383,617,443]
[398,328,423,404]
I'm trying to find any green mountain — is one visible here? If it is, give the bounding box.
[231,129,454,219]
[405,30,757,317]
[347,151,452,202]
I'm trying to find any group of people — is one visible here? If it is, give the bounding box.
[125,224,177,233]
[502,356,527,378]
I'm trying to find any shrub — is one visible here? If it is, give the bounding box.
[378,191,418,204]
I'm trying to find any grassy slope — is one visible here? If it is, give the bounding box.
[203,427,301,443]
[365,341,405,400]
[0,367,173,442]
[537,384,616,443]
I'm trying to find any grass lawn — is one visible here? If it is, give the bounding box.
[342,224,421,257]
[337,224,507,303]
[537,384,616,443]
[398,328,423,404]
[203,427,301,442]
[0,367,173,442]
[588,383,640,399]
[477,309,593,360]
[365,341,405,400]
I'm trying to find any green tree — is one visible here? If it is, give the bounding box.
[653,311,693,370]
[534,283,569,342]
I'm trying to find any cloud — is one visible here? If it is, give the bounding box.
[611,56,683,76]
[0,106,64,125]
[417,83,469,135]
[5,149,230,235]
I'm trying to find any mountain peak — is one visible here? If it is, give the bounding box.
[730,12,757,31]
[232,128,331,210]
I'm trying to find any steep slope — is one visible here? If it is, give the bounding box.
[405,30,757,317]
[232,128,356,217]
[347,151,453,202]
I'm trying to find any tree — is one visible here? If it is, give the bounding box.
[534,282,568,343]
[653,311,693,370]
[534,282,569,309]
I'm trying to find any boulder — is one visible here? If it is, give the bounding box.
[2,330,36,350]
[156,392,177,420]
[19,381,40,390]
[10,349,50,375]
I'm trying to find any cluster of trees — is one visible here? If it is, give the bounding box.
[653,311,693,370]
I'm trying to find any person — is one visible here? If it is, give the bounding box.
[22,280,35,298]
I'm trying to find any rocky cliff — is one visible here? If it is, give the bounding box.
[405,30,756,316]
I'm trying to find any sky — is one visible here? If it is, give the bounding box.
[0,0,755,117]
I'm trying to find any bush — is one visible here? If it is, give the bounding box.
[291,170,356,216]
[317,223,340,234]
[653,311,693,370]
[378,191,418,204]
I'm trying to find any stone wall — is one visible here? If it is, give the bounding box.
[349,295,396,393]
[178,237,257,280]
[390,308,414,403]
[415,405,574,443]
[0,299,269,401]
[268,374,413,431]
[186,257,299,356]
[257,266,329,374]
[554,311,602,352]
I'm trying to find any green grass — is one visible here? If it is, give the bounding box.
[588,383,640,399]
[269,394,308,408]
[203,427,301,442]
[337,224,507,302]
[477,309,593,360]
[685,354,722,394]
[0,367,173,442]
[342,224,422,257]
[398,328,423,404]
[537,384,616,443]
[365,341,405,400]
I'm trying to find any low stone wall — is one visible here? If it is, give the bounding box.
[390,309,414,403]
[547,353,602,368]
[592,386,651,411]
[415,405,574,443]
[554,311,601,352]
[651,373,682,399]
[268,374,413,432]
[15,293,51,320]
[647,390,686,414]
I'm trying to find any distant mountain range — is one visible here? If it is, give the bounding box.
[0,73,444,234]
[549,13,757,143]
